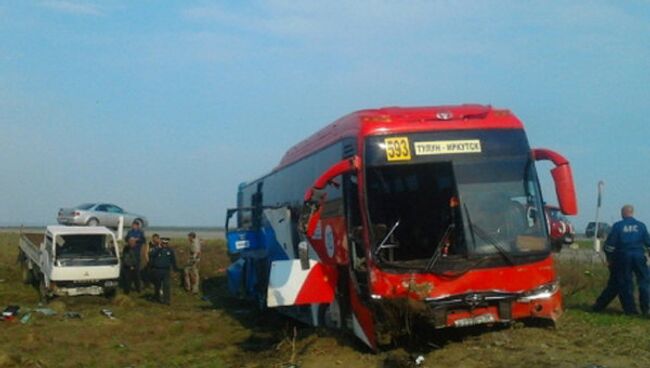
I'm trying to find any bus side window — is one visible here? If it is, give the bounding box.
[251,182,264,231]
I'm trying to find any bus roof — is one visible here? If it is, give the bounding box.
[277,104,523,170]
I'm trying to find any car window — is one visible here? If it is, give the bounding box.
[96,204,109,212]
[107,205,123,213]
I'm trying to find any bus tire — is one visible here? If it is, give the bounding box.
[318,298,342,329]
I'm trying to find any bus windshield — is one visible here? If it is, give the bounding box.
[366,155,548,269]
[454,156,548,256]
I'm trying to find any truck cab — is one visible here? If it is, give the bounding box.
[20,226,121,300]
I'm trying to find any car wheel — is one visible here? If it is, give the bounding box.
[87,217,99,226]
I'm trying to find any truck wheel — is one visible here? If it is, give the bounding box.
[21,260,34,285]
[39,277,51,303]
[104,288,117,300]
[87,218,99,226]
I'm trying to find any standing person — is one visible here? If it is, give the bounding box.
[124,220,146,288]
[141,234,160,289]
[121,238,141,294]
[149,238,180,305]
[184,232,202,294]
[593,205,650,315]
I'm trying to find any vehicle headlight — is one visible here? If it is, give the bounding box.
[518,280,560,302]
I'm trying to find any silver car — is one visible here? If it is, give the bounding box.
[57,203,148,228]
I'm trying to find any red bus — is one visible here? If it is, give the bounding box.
[225,104,577,350]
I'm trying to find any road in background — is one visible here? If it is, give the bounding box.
[0,226,225,240]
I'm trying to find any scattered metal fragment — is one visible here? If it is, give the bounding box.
[20,313,32,324]
[101,309,116,319]
[34,308,57,316]
[64,311,82,319]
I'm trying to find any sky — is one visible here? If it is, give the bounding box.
[1,1,649,228]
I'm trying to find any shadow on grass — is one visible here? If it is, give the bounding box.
[199,275,305,353]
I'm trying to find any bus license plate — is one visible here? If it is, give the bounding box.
[454,313,496,327]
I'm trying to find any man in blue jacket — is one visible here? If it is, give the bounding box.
[124,220,146,288]
[593,205,650,315]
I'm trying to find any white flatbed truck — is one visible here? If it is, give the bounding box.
[18,225,121,301]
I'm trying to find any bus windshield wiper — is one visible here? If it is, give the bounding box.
[463,204,514,265]
[373,219,400,257]
[472,224,515,265]
[463,203,477,249]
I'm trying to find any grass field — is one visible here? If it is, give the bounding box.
[1,232,650,368]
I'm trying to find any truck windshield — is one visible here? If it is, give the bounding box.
[55,234,117,259]
[366,156,548,269]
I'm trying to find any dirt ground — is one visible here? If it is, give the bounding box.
[1,232,649,368]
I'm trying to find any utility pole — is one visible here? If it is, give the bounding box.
[593,180,604,253]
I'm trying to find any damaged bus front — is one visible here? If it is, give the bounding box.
[355,128,575,342]
[227,105,577,351]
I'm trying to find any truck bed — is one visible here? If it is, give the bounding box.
[19,232,43,264]
[23,233,42,246]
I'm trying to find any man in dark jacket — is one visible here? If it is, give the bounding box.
[593,205,650,315]
[125,220,146,288]
[148,238,180,305]
[121,238,141,294]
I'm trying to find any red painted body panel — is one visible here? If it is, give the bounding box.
[294,263,338,305]
[368,257,557,300]
[445,291,563,327]
[308,216,349,266]
[277,105,522,170]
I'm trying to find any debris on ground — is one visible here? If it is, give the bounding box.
[415,355,425,366]
[2,305,20,320]
[101,309,116,320]
[34,307,57,316]
[64,311,82,319]
[20,313,31,324]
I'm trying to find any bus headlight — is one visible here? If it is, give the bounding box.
[518,280,560,302]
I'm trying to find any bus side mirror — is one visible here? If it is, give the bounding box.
[532,148,578,216]
[551,164,577,216]
[298,156,361,254]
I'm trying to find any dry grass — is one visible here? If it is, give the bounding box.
[2,232,650,368]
